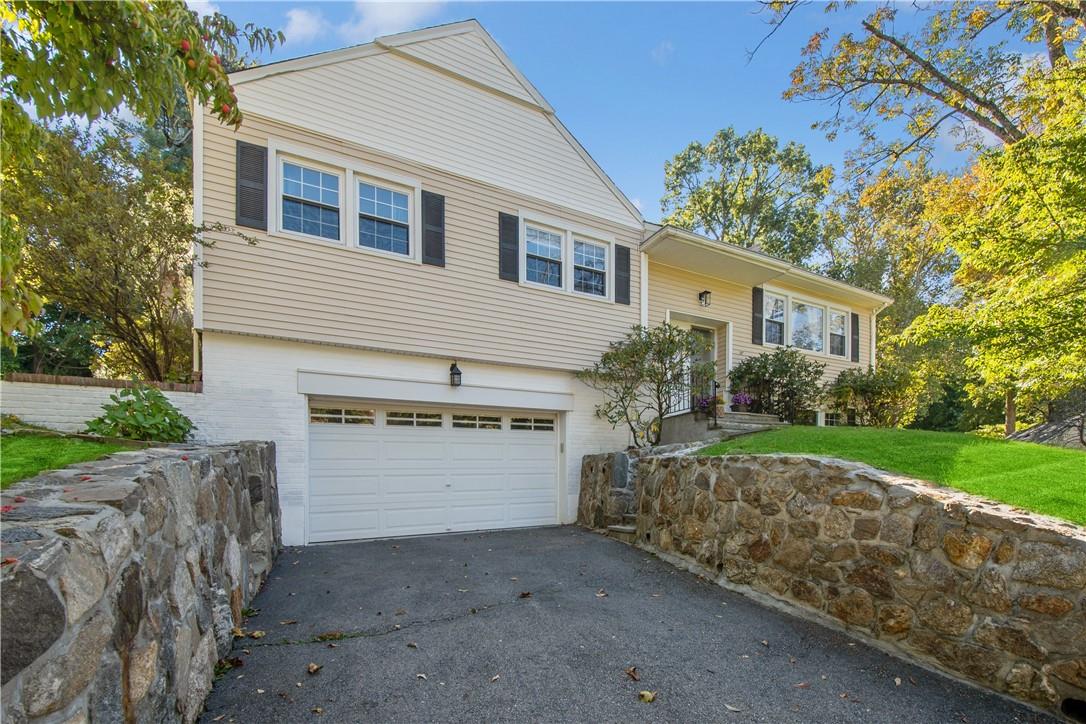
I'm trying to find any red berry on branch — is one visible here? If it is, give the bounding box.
[221,103,232,114]
[180,38,191,53]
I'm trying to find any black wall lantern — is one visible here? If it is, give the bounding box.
[449,361,462,387]
[698,290,712,307]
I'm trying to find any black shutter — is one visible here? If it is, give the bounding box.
[235,141,267,230]
[850,312,861,362]
[614,245,631,305]
[498,212,519,282]
[752,287,764,345]
[421,190,445,267]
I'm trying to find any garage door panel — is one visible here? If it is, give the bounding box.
[384,505,448,533]
[309,509,380,542]
[309,405,557,541]
[309,473,380,498]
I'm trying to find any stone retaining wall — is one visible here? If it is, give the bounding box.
[579,452,1086,717]
[0,442,280,723]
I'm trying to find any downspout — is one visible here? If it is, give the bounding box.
[191,100,205,382]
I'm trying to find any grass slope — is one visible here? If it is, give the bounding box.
[700,426,1086,526]
[1,434,128,489]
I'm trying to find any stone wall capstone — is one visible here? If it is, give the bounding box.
[0,441,280,723]
[579,451,1086,716]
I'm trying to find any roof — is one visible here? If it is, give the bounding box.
[228,20,642,226]
[643,225,894,309]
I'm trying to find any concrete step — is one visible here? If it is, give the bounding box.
[606,524,636,543]
[718,411,785,425]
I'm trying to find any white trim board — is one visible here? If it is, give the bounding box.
[297,370,574,411]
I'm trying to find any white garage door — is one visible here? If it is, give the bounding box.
[307,404,558,543]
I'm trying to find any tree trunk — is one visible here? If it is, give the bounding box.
[1005,388,1017,436]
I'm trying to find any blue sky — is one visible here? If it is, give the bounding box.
[205,1,970,221]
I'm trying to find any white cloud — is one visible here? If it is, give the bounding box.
[187,0,219,17]
[338,1,445,44]
[284,8,330,45]
[651,40,674,65]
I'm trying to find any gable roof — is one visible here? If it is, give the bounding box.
[230,20,642,227]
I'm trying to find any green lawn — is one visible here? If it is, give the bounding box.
[1,434,129,489]
[700,426,1086,526]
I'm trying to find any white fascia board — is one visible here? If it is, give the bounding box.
[297,370,574,411]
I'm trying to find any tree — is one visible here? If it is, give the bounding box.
[578,324,714,446]
[0,303,101,376]
[661,127,832,264]
[727,347,825,423]
[5,123,253,381]
[905,121,1086,433]
[0,0,281,342]
[769,0,1086,167]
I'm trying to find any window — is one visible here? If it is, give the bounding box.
[282,161,340,241]
[309,407,375,424]
[452,414,502,430]
[790,300,825,352]
[386,411,443,427]
[510,417,555,431]
[573,239,607,297]
[525,226,563,287]
[764,293,786,345]
[358,181,410,255]
[824,412,841,427]
[829,310,848,358]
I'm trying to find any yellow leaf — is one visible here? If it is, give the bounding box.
[638,690,656,703]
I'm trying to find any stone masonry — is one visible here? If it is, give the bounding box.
[0,442,280,723]
[578,451,1086,717]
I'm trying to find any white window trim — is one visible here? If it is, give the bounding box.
[274,154,346,246]
[828,307,850,359]
[517,209,615,303]
[762,286,852,360]
[266,138,423,264]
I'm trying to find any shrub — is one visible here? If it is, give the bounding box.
[578,324,714,446]
[826,366,912,427]
[85,384,194,442]
[728,347,825,423]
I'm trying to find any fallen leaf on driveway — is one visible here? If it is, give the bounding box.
[417,673,428,680]
[280,620,298,625]
[327,643,338,649]
[490,674,500,682]
[212,716,225,721]
[407,642,418,649]
[510,577,518,581]
[793,682,810,689]
[256,689,265,694]
[248,630,266,639]
[638,690,656,703]
[307,663,322,675]
[595,588,608,598]
[624,666,640,682]
[231,627,245,638]
[316,631,344,641]
[457,588,469,593]
[724,704,743,712]
[518,591,532,599]
[894,677,902,687]
[311,706,323,715]
[760,640,768,647]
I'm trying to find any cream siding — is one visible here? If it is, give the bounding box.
[200,114,640,372]
[390,32,537,105]
[646,261,873,387]
[232,50,638,229]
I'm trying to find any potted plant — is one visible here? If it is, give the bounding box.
[693,394,715,418]
[730,391,753,413]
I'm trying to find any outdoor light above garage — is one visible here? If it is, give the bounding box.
[698,290,712,307]
[449,361,462,387]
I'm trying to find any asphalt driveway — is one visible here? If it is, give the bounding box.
[202,526,1052,723]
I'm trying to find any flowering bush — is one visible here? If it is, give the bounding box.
[731,391,754,406]
[694,395,715,413]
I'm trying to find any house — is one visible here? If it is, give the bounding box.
[192,20,891,546]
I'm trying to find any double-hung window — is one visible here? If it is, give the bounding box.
[358,181,410,256]
[764,292,786,345]
[281,161,340,241]
[829,309,848,358]
[525,225,563,288]
[790,300,825,352]
[573,238,607,297]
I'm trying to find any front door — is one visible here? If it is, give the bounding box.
[666,323,716,415]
